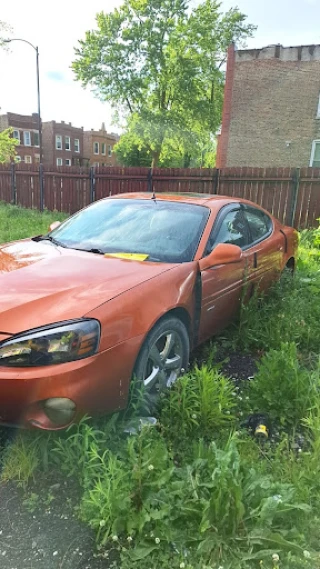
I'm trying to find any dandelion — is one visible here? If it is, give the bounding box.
[155,537,160,545]
[180,563,186,569]
[272,495,282,504]
[272,553,279,563]
[192,414,197,419]
[127,536,133,543]
[303,550,311,559]
[112,535,119,542]
[148,464,154,471]
[99,520,106,527]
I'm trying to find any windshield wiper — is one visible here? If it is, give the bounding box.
[71,247,105,255]
[32,235,66,247]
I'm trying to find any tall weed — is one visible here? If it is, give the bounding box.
[249,343,320,427]
[160,366,236,444]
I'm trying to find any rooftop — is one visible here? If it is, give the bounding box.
[236,43,320,63]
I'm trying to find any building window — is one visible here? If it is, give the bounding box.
[65,158,71,166]
[56,135,62,150]
[93,142,99,155]
[25,155,32,164]
[101,143,106,155]
[56,157,63,166]
[310,140,320,167]
[23,131,31,146]
[13,130,20,142]
[74,138,80,153]
[108,145,112,157]
[317,94,320,118]
[34,132,40,147]
[65,136,71,151]
[35,154,40,163]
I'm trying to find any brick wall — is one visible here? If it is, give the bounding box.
[42,121,84,167]
[83,129,119,166]
[216,43,236,168]
[0,112,40,163]
[218,44,320,167]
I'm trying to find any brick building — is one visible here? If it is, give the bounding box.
[42,121,85,167]
[83,124,119,167]
[216,43,320,168]
[0,112,40,164]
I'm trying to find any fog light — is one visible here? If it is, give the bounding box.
[43,398,76,425]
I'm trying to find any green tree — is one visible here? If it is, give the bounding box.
[0,129,18,163]
[73,0,255,167]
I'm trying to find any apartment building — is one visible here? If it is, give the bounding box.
[217,43,320,168]
[83,124,119,166]
[0,112,40,164]
[42,121,85,167]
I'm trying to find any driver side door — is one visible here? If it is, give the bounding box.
[198,206,249,344]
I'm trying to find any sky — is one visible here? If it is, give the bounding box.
[0,0,319,133]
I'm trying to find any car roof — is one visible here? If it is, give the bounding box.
[110,192,237,208]
[108,192,275,220]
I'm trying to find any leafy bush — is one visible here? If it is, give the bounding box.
[249,342,320,427]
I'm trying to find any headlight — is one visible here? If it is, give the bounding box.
[0,319,100,367]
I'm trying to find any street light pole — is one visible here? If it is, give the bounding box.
[4,38,44,209]
[4,38,43,162]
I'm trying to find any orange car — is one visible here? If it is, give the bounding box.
[0,193,298,430]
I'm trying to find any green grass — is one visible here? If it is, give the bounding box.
[1,203,320,569]
[0,201,67,243]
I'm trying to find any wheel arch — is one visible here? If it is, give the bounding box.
[131,306,192,375]
[286,257,295,272]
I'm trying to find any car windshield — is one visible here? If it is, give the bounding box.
[49,198,210,263]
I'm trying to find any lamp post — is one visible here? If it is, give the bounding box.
[4,38,44,209]
[4,38,42,162]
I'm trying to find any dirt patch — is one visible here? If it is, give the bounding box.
[0,473,109,569]
[220,351,258,381]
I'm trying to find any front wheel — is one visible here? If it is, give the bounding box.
[133,317,190,406]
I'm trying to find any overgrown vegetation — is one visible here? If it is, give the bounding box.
[0,201,67,243]
[1,204,320,568]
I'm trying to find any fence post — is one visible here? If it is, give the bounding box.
[147,168,153,192]
[89,166,96,202]
[289,168,300,227]
[39,163,44,212]
[213,168,220,194]
[10,162,17,204]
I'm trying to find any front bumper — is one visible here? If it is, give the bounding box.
[0,336,143,430]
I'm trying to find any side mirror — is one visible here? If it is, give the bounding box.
[199,243,242,271]
[48,221,61,233]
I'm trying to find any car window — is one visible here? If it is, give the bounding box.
[244,207,273,243]
[206,209,250,253]
[50,198,210,264]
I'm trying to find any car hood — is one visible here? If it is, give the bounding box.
[0,239,175,336]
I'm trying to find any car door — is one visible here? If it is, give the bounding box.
[198,206,249,344]
[241,206,283,296]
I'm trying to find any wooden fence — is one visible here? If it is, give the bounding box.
[0,163,319,228]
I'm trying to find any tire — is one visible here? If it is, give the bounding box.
[133,316,190,409]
